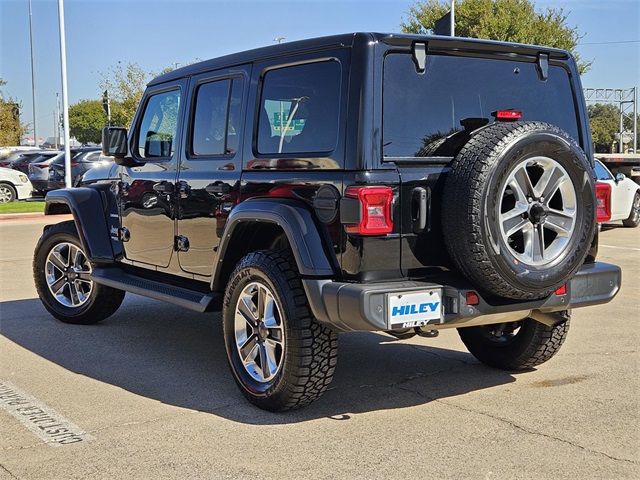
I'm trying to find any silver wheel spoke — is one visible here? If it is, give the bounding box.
[513,167,535,198]
[534,226,545,261]
[45,242,93,308]
[546,211,573,236]
[49,276,67,294]
[535,165,564,200]
[239,335,259,362]
[233,281,284,383]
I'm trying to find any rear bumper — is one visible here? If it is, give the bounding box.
[303,262,621,332]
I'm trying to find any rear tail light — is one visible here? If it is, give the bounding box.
[344,186,394,235]
[595,182,612,223]
[492,109,522,121]
[555,284,567,296]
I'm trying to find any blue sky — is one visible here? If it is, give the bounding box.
[1,0,638,140]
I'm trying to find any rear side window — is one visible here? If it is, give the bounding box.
[257,61,341,155]
[383,54,580,158]
[594,161,613,180]
[191,78,243,156]
[137,90,181,159]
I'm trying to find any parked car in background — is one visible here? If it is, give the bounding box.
[47,148,104,189]
[0,149,42,168]
[0,146,40,161]
[29,148,100,194]
[595,159,640,227]
[76,156,118,186]
[10,151,59,175]
[0,167,33,203]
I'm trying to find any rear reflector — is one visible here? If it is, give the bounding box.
[595,182,612,223]
[555,284,567,296]
[492,109,522,121]
[465,291,480,306]
[344,186,394,235]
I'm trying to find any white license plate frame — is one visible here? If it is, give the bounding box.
[386,289,444,330]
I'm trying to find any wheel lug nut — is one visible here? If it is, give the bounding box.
[527,197,533,203]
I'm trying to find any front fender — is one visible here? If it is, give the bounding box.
[45,186,116,264]
[211,198,335,290]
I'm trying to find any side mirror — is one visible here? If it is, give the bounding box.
[615,172,625,183]
[102,127,141,167]
[102,127,128,158]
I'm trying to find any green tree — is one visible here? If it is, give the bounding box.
[99,62,150,128]
[588,103,619,153]
[401,0,589,73]
[68,99,106,144]
[0,79,27,146]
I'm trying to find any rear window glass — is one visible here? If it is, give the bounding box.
[594,161,613,180]
[383,54,580,158]
[257,61,341,155]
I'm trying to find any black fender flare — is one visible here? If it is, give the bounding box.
[211,198,335,290]
[45,187,115,264]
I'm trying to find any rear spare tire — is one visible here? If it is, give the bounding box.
[442,121,596,300]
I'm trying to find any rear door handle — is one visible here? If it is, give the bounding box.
[206,183,231,195]
[153,182,174,193]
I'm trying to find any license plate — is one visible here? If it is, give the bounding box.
[387,290,443,329]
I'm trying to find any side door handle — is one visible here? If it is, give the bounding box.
[206,183,231,195]
[153,181,174,193]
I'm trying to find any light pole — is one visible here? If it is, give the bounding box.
[57,0,72,188]
[28,0,37,147]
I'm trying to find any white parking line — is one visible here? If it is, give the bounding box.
[599,244,640,252]
[0,380,94,446]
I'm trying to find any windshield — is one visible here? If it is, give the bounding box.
[383,54,580,158]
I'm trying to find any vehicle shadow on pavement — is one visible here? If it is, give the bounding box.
[0,296,516,425]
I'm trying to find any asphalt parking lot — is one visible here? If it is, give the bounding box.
[0,216,638,479]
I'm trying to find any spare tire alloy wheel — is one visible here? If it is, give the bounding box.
[499,156,576,266]
[46,242,93,307]
[234,281,284,382]
[442,122,596,300]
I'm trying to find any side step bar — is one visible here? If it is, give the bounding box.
[91,267,220,313]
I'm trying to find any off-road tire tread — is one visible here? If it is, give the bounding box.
[442,121,591,300]
[33,220,125,325]
[458,317,570,370]
[224,250,338,411]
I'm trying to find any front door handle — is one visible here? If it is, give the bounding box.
[205,183,231,195]
[153,181,174,193]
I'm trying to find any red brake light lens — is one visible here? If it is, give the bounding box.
[555,284,567,296]
[465,291,480,306]
[345,186,394,235]
[595,182,612,223]
[493,109,522,121]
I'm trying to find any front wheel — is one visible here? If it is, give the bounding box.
[0,182,17,203]
[458,315,570,370]
[33,221,125,324]
[222,250,338,411]
[623,192,640,228]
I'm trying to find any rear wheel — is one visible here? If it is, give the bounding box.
[458,315,570,370]
[223,250,338,411]
[623,192,640,228]
[33,221,125,324]
[0,183,16,203]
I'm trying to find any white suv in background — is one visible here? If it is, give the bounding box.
[594,160,640,227]
[0,167,33,203]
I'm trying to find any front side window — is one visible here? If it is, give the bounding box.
[257,61,341,155]
[137,90,181,158]
[383,54,580,158]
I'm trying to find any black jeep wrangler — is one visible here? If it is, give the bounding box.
[33,33,621,411]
